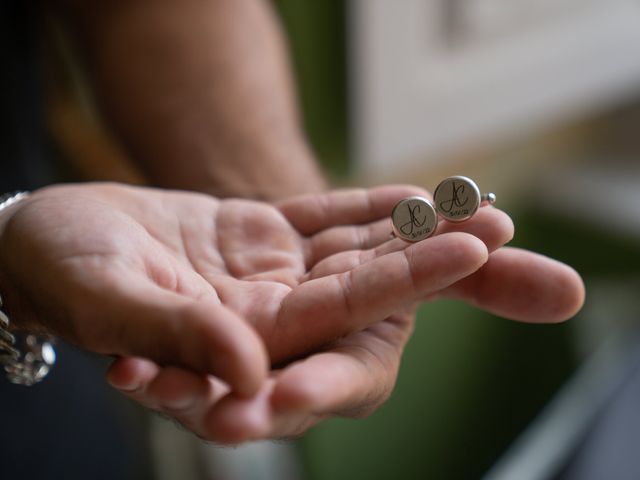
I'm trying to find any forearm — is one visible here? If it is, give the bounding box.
[59,0,327,200]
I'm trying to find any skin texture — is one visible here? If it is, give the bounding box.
[55,0,327,199]
[0,183,584,442]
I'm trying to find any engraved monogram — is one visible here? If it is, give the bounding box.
[438,181,469,214]
[399,203,431,239]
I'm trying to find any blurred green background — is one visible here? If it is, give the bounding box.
[273,0,348,179]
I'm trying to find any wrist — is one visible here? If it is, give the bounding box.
[200,147,328,201]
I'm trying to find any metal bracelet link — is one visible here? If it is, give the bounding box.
[0,191,56,385]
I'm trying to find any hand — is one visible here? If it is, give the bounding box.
[103,185,584,443]
[0,183,500,396]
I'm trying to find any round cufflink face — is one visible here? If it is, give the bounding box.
[433,175,481,222]
[391,196,438,242]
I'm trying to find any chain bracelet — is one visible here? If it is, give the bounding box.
[0,192,56,385]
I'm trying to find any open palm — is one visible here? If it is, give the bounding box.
[0,182,584,442]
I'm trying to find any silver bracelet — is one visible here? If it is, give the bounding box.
[0,192,56,385]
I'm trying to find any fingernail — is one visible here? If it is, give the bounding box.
[107,375,141,392]
[162,395,196,411]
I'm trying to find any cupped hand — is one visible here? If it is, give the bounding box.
[100,184,584,443]
[0,182,496,396]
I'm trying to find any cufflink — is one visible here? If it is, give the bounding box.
[390,196,438,242]
[433,175,496,222]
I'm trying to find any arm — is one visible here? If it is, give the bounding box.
[56,0,327,200]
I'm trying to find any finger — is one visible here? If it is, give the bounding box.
[306,218,393,267]
[203,378,326,443]
[437,206,513,251]
[108,358,231,437]
[144,366,229,434]
[440,247,585,322]
[203,380,277,444]
[278,185,430,236]
[271,232,487,362]
[271,313,413,416]
[106,357,160,408]
[109,358,324,444]
[306,200,512,268]
[81,277,268,397]
[308,207,513,280]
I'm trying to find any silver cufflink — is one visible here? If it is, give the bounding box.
[391,176,496,242]
[433,175,496,222]
[391,196,438,242]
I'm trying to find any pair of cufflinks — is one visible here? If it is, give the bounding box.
[391,175,496,242]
